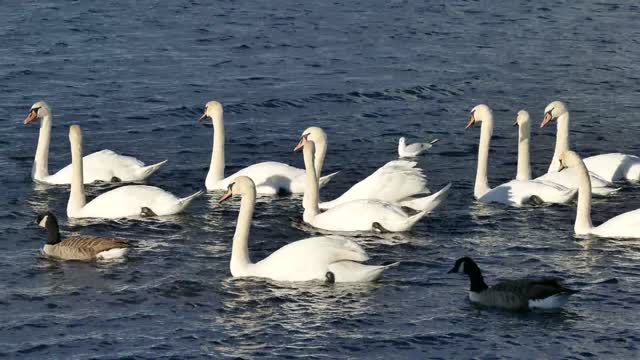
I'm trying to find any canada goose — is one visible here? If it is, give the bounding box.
[448,257,577,310]
[36,212,129,261]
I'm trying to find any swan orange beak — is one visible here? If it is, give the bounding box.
[24,110,38,124]
[540,112,553,128]
[218,189,233,204]
[198,113,208,122]
[465,112,476,129]
[294,138,305,152]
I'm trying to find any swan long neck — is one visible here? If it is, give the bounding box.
[549,113,570,173]
[574,159,594,235]
[230,186,254,275]
[313,138,326,178]
[68,131,86,215]
[474,118,493,198]
[516,122,531,181]
[33,114,52,180]
[207,114,225,185]
[302,142,320,223]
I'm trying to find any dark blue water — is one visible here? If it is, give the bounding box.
[2,0,640,358]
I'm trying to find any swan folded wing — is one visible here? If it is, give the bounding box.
[335,160,428,203]
[252,236,369,280]
[313,200,409,231]
[48,236,128,260]
[583,153,640,182]
[80,185,182,218]
[220,161,305,193]
[49,150,147,184]
[593,208,640,238]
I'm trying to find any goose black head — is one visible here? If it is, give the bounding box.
[448,256,480,275]
[36,211,61,245]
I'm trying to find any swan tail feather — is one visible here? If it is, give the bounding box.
[399,183,451,213]
[329,261,399,282]
[177,190,203,210]
[318,171,340,189]
[136,159,168,180]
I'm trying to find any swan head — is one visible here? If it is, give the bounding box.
[465,104,492,129]
[514,110,530,127]
[69,124,83,145]
[294,130,318,153]
[541,100,568,128]
[558,150,582,172]
[448,256,481,276]
[218,176,255,204]
[298,126,326,149]
[24,101,51,124]
[199,100,223,122]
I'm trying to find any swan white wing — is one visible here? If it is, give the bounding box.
[46,150,159,184]
[583,153,640,182]
[218,162,305,194]
[247,236,369,281]
[311,199,421,232]
[478,180,574,205]
[592,209,640,239]
[535,168,617,196]
[320,160,428,209]
[77,185,188,218]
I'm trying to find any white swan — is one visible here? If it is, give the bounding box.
[298,137,449,232]
[199,101,338,194]
[24,101,167,184]
[466,105,576,206]
[560,151,640,238]
[218,176,396,282]
[398,137,439,158]
[541,100,640,182]
[296,128,434,210]
[66,125,202,219]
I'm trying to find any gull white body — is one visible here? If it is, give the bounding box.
[398,137,438,158]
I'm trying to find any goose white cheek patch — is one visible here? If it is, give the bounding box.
[38,216,48,228]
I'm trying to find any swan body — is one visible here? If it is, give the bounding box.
[398,137,439,158]
[299,137,448,232]
[200,102,337,194]
[66,125,201,219]
[24,101,166,184]
[466,105,576,206]
[541,100,640,182]
[560,151,640,238]
[37,212,129,261]
[449,257,577,311]
[218,176,395,282]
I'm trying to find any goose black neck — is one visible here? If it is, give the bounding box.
[468,271,488,292]
[46,215,61,245]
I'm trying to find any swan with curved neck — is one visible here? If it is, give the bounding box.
[217,176,396,282]
[24,101,167,184]
[199,101,338,194]
[541,100,640,182]
[295,137,450,232]
[298,128,434,210]
[559,151,640,238]
[67,125,202,219]
[466,104,576,206]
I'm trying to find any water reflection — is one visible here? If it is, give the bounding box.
[213,277,378,357]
